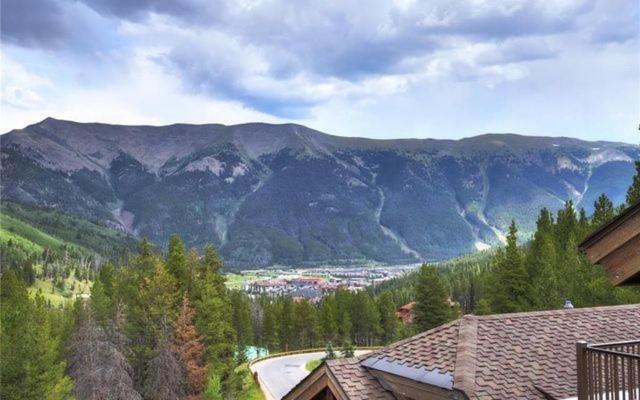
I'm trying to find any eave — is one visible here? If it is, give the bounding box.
[579,201,640,286]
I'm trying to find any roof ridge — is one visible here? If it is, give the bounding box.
[474,302,640,320]
[453,315,478,398]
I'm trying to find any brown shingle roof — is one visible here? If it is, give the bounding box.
[366,319,461,375]
[361,303,640,399]
[325,358,395,400]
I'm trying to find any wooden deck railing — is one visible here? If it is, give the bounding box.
[576,340,640,400]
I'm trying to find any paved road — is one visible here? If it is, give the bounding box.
[250,350,370,400]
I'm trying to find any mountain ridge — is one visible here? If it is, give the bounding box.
[2,118,638,267]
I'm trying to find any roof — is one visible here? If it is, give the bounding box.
[282,356,395,400]
[325,358,395,400]
[397,302,416,312]
[361,303,640,399]
[578,201,640,286]
[579,200,640,250]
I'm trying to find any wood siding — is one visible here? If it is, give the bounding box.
[580,203,640,286]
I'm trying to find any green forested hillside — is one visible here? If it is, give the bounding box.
[0,202,138,306]
[1,201,138,258]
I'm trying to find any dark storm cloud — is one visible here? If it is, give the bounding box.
[1,0,119,50]
[79,0,224,23]
[1,0,70,47]
[3,0,637,118]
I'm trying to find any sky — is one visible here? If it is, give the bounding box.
[1,0,639,143]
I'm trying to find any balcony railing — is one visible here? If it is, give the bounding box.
[576,340,640,400]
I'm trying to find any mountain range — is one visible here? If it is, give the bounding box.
[1,118,637,267]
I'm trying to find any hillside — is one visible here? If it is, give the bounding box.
[2,118,638,267]
[0,201,138,260]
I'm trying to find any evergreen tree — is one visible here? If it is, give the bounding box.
[293,300,320,349]
[278,297,295,351]
[555,201,578,250]
[592,193,615,228]
[323,342,336,360]
[203,370,223,400]
[167,235,189,293]
[261,301,279,351]
[0,272,74,400]
[413,264,452,331]
[487,221,531,313]
[377,291,400,344]
[127,258,180,384]
[318,297,338,343]
[338,310,352,344]
[350,291,380,346]
[340,341,355,358]
[626,161,640,206]
[526,208,559,310]
[192,264,236,396]
[90,278,112,325]
[230,291,253,349]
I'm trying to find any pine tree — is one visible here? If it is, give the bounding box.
[487,221,531,313]
[323,342,336,360]
[230,291,253,349]
[173,294,207,400]
[292,300,320,349]
[261,301,279,351]
[90,278,112,325]
[555,201,578,250]
[338,310,352,344]
[592,193,615,228]
[319,297,338,343]
[340,341,355,358]
[167,235,189,293]
[377,291,400,344]
[350,291,380,346]
[278,297,295,351]
[203,370,223,400]
[0,272,74,400]
[127,259,180,383]
[626,161,640,206]
[413,264,452,331]
[526,209,559,309]
[192,264,236,396]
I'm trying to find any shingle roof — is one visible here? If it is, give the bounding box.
[361,303,640,399]
[325,358,395,400]
[366,319,460,375]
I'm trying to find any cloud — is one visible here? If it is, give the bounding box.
[1,0,638,141]
[1,57,52,109]
[1,0,70,47]
[0,52,281,133]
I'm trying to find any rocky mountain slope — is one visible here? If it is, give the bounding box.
[2,118,637,267]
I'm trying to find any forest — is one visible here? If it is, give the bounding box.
[2,162,640,399]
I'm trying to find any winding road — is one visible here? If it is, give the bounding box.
[250,350,371,400]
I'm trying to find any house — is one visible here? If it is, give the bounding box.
[579,200,640,285]
[284,304,640,400]
[395,302,415,323]
[284,201,640,400]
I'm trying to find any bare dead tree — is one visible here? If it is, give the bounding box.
[68,308,142,400]
[143,339,185,400]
